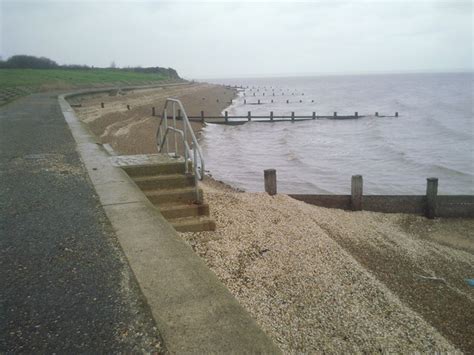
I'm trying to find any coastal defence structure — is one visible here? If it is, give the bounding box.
[150,108,399,124]
[58,90,281,353]
[264,170,474,218]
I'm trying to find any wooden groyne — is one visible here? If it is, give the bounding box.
[152,109,399,125]
[263,171,474,219]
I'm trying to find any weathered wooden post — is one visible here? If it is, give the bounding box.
[225,111,228,123]
[395,112,399,117]
[334,112,337,117]
[291,112,295,121]
[258,99,261,104]
[375,112,379,117]
[127,104,130,110]
[248,111,251,121]
[426,178,438,219]
[351,175,363,211]
[101,102,104,108]
[312,112,316,119]
[355,112,358,117]
[270,111,274,121]
[152,106,155,116]
[201,110,204,123]
[264,169,277,196]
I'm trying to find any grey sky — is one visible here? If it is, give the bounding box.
[1,0,472,78]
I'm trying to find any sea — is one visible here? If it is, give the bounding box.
[202,73,473,195]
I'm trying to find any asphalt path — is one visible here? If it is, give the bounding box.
[0,93,163,352]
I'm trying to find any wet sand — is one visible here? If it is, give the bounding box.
[71,84,473,353]
[72,83,235,155]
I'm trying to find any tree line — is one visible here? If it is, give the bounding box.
[0,55,180,78]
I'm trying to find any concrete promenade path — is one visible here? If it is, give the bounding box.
[0,93,163,352]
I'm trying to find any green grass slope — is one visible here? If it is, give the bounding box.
[0,68,179,105]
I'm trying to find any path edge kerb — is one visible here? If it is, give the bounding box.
[57,88,281,354]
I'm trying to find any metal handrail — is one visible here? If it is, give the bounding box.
[156,98,205,202]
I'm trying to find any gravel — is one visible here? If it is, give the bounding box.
[180,182,463,353]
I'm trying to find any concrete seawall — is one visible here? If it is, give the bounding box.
[58,88,281,353]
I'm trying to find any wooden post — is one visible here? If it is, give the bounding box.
[351,175,363,211]
[270,111,273,121]
[244,99,247,104]
[426,178,438,219]
[152,106,155,116]
[375,112,379,117]
[201,110,204,123]
[264,169,277,196]
[101,102,104,108]
[395,112,399,117]
[286,100,289,103]
[291,112,295,121]
[127,104,130,110]
[248,111,251,121]
[258,99,260,104]
[334,112,337,117]
[312,112,316,119]
[271,99,273,103]
[225,111,228,123]
[355,112,358,117]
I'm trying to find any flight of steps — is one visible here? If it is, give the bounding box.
[122,159,215,232]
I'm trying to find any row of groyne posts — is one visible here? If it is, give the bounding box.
[98,101,399,121]
[263,170,474,219]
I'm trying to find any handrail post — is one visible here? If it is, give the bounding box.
[164,108,169,153]
[183,114,188,172]
[172,103,178,157]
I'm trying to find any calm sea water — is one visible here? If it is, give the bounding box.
[203,73,473,195]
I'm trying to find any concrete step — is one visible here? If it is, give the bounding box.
[145,187,202,205]
[123,161,191,177]
[159,203,210,219]
[133,173,195,190]
[170,216,216,232]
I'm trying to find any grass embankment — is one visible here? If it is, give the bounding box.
[0,68,176,105]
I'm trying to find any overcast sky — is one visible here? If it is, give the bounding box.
[1,0,472,78]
